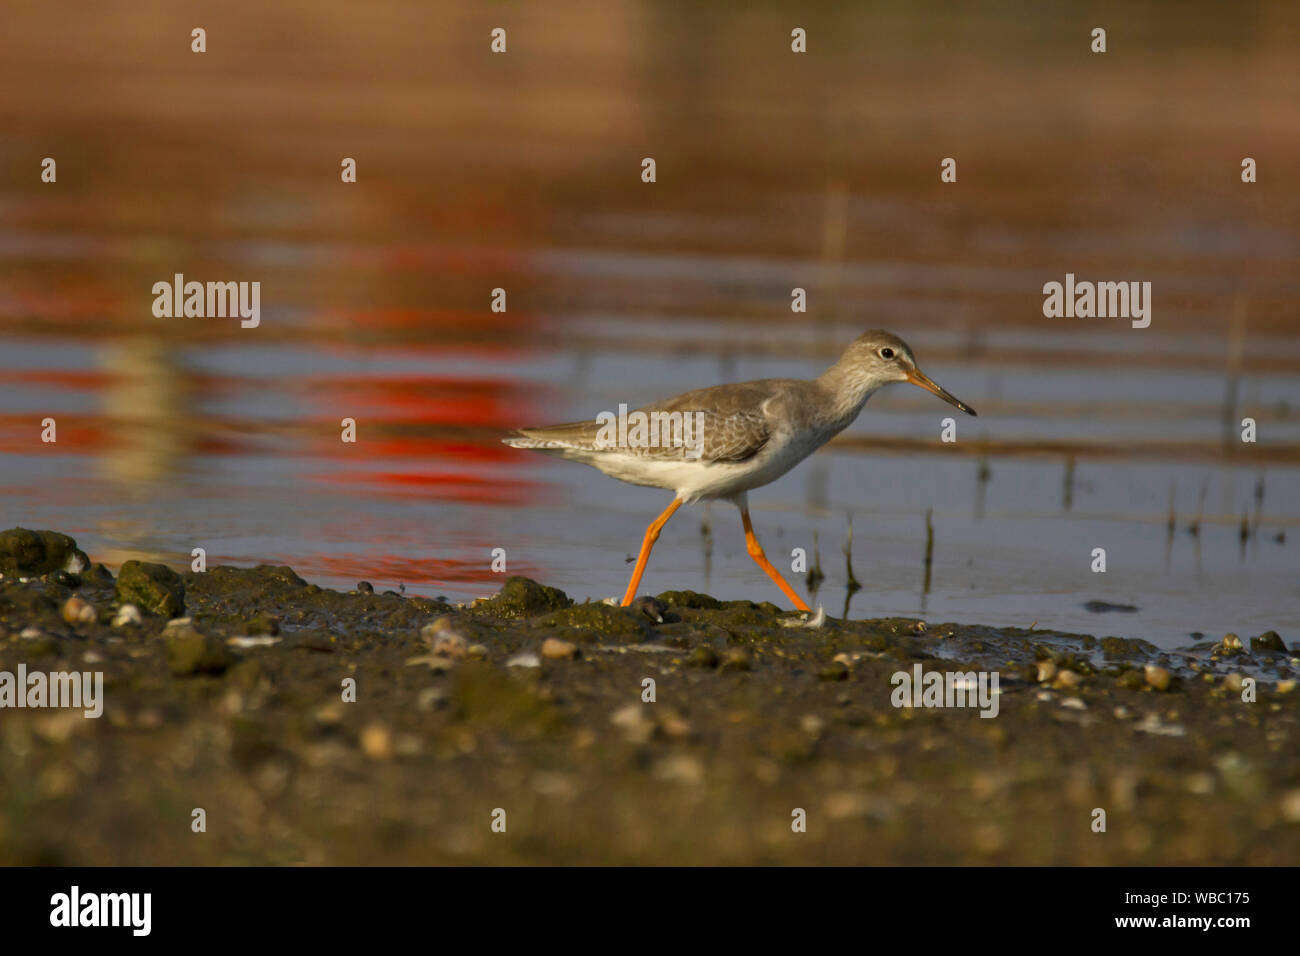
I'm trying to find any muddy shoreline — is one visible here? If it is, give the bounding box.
[1,528,1296,864]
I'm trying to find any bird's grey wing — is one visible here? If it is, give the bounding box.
[638,381,778,462]
[504,380,789,462]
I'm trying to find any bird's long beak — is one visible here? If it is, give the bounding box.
[907,367,977,416]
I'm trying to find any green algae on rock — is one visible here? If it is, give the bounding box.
[528,603,653,643]
[655,590,723,610]
[474,576,571,619]
[115,560,186,617]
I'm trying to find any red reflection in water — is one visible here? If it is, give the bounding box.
[275,552,537,590]
[6,369,110,389]
[308,468,544,507]
[300,366,559,506]
[304,375,536,428]
[342,306,523,329]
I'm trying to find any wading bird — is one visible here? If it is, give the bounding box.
[505,331,976,611]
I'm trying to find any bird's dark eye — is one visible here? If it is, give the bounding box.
[878,347,895,360]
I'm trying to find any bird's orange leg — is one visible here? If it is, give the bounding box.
[621,497,684,606]
[740,506,811,612]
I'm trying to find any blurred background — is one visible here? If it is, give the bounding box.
[1,0,1297,647]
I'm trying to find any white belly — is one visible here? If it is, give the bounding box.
[583,423,837,503]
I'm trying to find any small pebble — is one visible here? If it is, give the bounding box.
[112,604,142,628]
[226,635,280,649]
[1144,665,1172,692]
[652,754,705,786]
[416,687,446,711]
[800,714,826,736]
[541,638,578,660]
[1134,712,1185,736]
[506,652,541,669]
[356,581,374,594]
[611,704,654,744]
[721,648,752,671]
[825,792,871,821]
[1036,660,1058,683]
[313,703,345,725]
[1281,789,1300,823]
[432,632,468,659]
[360,723,392,760]
[421,615,474,650]
[1053,669,1082,689]
[659,711,693,739]
[61,595,96,625]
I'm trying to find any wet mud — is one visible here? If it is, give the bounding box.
[1,528,1296,864]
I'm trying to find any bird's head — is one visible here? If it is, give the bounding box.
[842,330,977,416]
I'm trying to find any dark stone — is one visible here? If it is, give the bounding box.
[166,629,232,676]
[116,561,186,617]
[1083,600,1139,613]
[0,528,89,576]
[656,590,723,610]
[631,595,667,623]
[1251,631,1286,653]
[476,577,571,619]
[532,604,652,643]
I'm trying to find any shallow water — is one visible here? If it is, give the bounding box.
[2,0,1298,648]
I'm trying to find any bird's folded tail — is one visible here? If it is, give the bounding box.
[502,420,602,452]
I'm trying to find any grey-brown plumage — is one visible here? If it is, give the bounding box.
[504,330,974,502]
[504,330,976,609]
[507,380,786,463]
